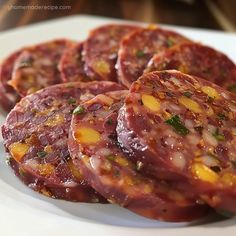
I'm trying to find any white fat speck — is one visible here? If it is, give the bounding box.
[97,148,112,156]
[229,103,236,112]
[185,119,194,129]
[221,92,229,99]
[169,77,181,87]
[63,180,77,188]
[54,138,66,147]
[90,155,101,172]
[164,137,177,148]
[169,103,182,113]
[171,152,186,169]
[202,130,218,146]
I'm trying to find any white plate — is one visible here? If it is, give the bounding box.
[0,15,235,236]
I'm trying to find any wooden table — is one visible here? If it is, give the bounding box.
[0,0,222,32]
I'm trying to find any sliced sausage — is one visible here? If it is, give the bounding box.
[117,70,236,212]
[0,50,21,111]
[9,39,75,96]
[145,42,236,91]
[83,24,141,81]
[117,27,190,88]
[2,81,123,201]
[69,90,209,222]
[58,42,92,82]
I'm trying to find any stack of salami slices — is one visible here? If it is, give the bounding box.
[1,23,236,222]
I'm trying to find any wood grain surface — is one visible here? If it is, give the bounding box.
[0,0,222,32]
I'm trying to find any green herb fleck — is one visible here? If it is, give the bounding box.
[217,113,227,120]
[212,128,225,141]
[136,50,145,58]
[68,98,76,104]
[106,155,115,161]
[106,118,113,125]
[37,151,47,158]
[73,105,85,115]
[165,115,189,136]
[167,38,174,47]
[183,91,192,98]
[194,126,204,134]
[227,84,236,93]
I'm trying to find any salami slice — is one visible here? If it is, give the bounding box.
[8,39,74,97]
[117,27,190,88]
[69,90,209,222]
[0,50,21,112]
[117,70,236,212]
[9,158,104,202]
[58,42,92,82]
[83,24,140,81]
[2,81,123,201]
[145,42,236,91]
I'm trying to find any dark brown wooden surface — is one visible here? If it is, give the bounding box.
[0,0,222,32]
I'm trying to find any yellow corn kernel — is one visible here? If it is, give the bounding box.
[9,142,30,162]
[141,94,160,112]
[192,163,219,183]
[201,86,220,99]
[45,114,64,127]
[93,60,110,75]
[44,145,53,153]
[221,173,236,186]
[115,156,129,167]
[67,160,82,180]
[178,96,202,113]
[75,127,101,144]
[38,164,54,177]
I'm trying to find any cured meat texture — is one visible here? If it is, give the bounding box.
[69,90,209,222]
[9,39,74,96]
[117,27,190,88]
[84,24,140,81]
[145,42,236,91]
[2,81,123,201]
[0,51,21,112]
[117,70,236,212]
[58,42,91,82]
